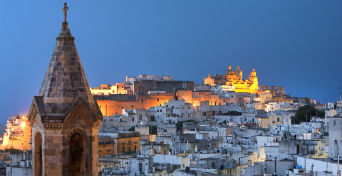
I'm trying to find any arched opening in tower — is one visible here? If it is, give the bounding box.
[34,132,42,176]
[68,133,84,176]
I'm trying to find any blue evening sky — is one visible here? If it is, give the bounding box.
[0,1,341,122]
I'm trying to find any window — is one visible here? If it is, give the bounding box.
[139,163,143,172]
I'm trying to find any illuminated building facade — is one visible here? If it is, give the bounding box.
[98,132,140,157]
[1,115,31,151]
[204,65,259,94]
[91,83,129,95]
[95,93,175,116]
[114,132,140,155]
[176,90,236,106]
[95,90,239,116]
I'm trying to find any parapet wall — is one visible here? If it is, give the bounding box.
[96,93,175,116]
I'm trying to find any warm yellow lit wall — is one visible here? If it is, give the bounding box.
[98,138,114,157]
[176,90,236,106]
[257,118,270,129]
[204,74,215,86]
[204,66,259,94]
[1,116,31,151]
[116,83,128,94]
[97,93,174,116]
[115,136,140,155]
[257,116,283,129]
[100,136,141,156]
[90,88,113,95]
[230,78,258,94]
[312,140,329,159]
[91,83,128,95]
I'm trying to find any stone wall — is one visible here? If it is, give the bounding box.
[177,90,236,106]
[133,80,194,95]
[96,91,238,116]
[96,93,175,116]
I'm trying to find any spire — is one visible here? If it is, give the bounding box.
[248,68,257,81]
[38,3,100,117]
[235,65,242,80]
[235,65,241,73]
[63,2,68,23]
[58,2,74,41]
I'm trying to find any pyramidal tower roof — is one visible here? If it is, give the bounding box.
[36,3,101,119]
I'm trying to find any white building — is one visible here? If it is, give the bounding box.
[329,118,342,160]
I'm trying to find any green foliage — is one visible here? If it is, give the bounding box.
[128,126,135,131]
[149,126,157,134]
[291,104,325,124]
[225,111,242,116]
[150,115,156,122]
[176,120,196,131]
[176,121,183,132]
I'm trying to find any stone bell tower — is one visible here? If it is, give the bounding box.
[28,3,102,176]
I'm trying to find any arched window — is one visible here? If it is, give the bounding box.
[68,133,84,176]
[34,133,42,176]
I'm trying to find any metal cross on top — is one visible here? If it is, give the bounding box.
[63,2,69,22]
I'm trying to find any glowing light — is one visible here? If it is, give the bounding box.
[192,102,199,107]
[21,122,26,129]
[204,65,259,94]
[1,115,31,151]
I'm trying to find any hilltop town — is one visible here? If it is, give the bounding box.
[1,2,341,176]
[2,67,342,175]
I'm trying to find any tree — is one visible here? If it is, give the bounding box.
[128,126,135,131]
[176,121,183,132]
[176,120,196,132]
[221,111,242,116]
[149,126,157,134]
[150,115,156,122]
[291,104,325,124]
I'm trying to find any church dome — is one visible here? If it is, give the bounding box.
[225,65,238,80]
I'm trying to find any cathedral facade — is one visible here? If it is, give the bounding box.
[28,3,102,176]
[204,65,259,94]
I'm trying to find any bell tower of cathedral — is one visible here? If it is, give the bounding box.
[235,65,242,80]
[28,3,103,176]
